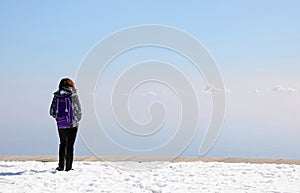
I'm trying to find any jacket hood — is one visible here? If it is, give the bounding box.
[54,86,75,97]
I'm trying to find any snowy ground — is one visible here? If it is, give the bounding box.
[1,161,300,193]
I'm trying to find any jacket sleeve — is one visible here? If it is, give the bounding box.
[50,96,57,118]
[72,94,82,122]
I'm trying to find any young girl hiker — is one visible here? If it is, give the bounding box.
[50,78,82,171]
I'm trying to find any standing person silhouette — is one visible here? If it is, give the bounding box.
[50,78,82,171]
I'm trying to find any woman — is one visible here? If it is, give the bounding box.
[50,78,82,171]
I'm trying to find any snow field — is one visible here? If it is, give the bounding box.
[1,161,300,193]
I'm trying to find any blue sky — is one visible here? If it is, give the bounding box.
[0,1,300,158]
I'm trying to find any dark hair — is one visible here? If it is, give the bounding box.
[59,78,75,90]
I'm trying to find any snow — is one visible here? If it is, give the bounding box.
[1,161,300,193]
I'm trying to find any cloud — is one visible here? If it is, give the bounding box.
[225,88,232,94]
[272,85,298,93]
[203,84,231,94]
[254,89,263,94]
[254,85,299,94]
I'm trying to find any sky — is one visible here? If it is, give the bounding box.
[0,0,300,159]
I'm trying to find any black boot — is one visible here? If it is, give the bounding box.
[56,166,64,171]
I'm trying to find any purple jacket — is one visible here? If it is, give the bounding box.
[50,86,82,128]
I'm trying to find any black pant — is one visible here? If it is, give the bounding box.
[58,127,78,170]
